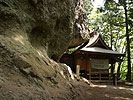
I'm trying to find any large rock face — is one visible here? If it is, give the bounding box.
[0,0,89,99]
[69,0,90,48]
[0,0,76,61]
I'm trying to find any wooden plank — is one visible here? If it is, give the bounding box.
[89,72,113,80]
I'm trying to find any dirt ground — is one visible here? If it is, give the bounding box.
[75,81,133,100]
[0,78,133,100]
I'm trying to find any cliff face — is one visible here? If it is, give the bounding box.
[0,0,76,61]
[69,0,90,48]
[0,0,89,99]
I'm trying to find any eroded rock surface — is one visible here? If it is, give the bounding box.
[0,0,89,99]
[69,0,90,48]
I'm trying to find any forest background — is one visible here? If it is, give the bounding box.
[84,0,133,81]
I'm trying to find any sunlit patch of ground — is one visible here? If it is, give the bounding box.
[91,84,133,91]
[82,82,133,100]
[90,84,107,88]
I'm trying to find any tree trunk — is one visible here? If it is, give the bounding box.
[111,32,113,49]
[124,4,131,82]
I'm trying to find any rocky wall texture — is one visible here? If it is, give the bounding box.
[0,0,89,99]
[69,0,89,48]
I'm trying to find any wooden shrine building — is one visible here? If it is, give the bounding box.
[60,32,125,80]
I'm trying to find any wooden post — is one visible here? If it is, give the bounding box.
[76,65,80,79]
[113,73,117,86]
[99,73,101,80]
[111,60,117,85]
[89,73,91,80]
[111,60,115,78]
[109,73,111,80]
[88,59,91,80]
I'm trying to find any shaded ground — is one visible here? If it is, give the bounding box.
[75,81,133,100]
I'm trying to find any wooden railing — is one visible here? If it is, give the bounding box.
[88,72,112,80]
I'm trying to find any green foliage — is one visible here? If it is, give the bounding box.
[84,0,93,16]
[85,0,133,81]
[65,47,78,54]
